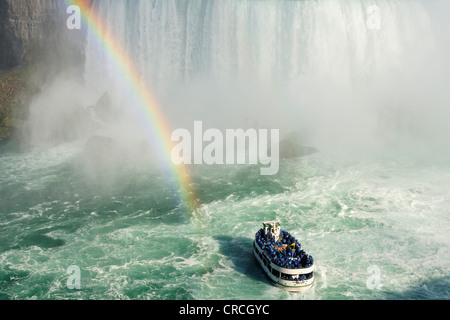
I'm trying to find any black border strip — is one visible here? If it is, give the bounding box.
[1,300,447,319]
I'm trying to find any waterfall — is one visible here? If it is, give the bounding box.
[84,0,450,151]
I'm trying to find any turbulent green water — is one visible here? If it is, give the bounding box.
[1,141,449,300]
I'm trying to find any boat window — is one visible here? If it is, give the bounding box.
[280,272,314,281]
[272,269,280,278]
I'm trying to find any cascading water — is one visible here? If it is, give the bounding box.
[0,0,449,300]
[87,0,448,84]
[84,0,450,151]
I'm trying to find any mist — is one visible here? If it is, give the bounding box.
[21,0,450,169]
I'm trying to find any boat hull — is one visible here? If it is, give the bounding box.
[253,240,314,292]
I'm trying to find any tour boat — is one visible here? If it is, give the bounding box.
[253,221,314,292]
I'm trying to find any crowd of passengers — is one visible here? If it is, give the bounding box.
[255,228,314,269]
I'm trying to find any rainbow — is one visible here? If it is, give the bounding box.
[64,0,198,214]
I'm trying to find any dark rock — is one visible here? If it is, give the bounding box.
[272,133,319,159]
[87,92,113,124]
[84,135,118,159]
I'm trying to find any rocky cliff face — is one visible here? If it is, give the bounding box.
[0,0,88,140]
[0,0,87,70]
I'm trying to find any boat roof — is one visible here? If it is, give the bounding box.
[263,221,280,228]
